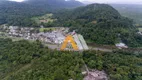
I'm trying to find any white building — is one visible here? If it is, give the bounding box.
[138,32,142,35]
[115,43,128,49]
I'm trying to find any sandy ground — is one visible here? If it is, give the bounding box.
[84,70,108,80]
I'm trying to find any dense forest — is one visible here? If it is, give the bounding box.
[0,1,142,80]
[0,1,43,26]
[25,0,83,10]
[0,1,142,47]
[0,0,83,26]
[0,38,141,80]
[83,50,142,80]
[0,38,84,80]
[53,4,142,47]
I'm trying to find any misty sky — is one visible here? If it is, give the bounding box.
[9,0,24,2]
[8,0,142,4]
[77,0,142,4]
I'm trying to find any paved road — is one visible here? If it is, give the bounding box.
[44,43,113,52]
[89,47,113,52]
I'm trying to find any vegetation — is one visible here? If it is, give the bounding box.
[83,50,142,80]
[111,4,142,25]
[0,1,141,47]
[54,4,142,47]
[0,1,142,80]
[139,28,142,32]
[0,38,142,80]
[32,14,56,24]
[0,38,84,80]
[0,0,83,26]
[39,27,56,32]
[0,1,44,26]
[26,0,83,10]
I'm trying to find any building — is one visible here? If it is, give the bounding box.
[115,43,128,49]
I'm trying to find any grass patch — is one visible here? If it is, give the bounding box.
[39,27,56,32]
[0,36,24,41]
[32,13,56,24]
[138,28,142,32]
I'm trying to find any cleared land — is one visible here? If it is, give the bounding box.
[139,28,142,32]
[32,13,56,24]
[39,27,56,32]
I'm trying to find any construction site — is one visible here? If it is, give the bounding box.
[60,32,89,51]
[0,26,108,80]
[42,28,89,51]
[0,26,89,51]
[44,29,108,80]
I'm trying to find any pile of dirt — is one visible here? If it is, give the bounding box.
[84,70,108,80]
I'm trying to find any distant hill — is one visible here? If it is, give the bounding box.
[0,1,46,26]
[111,4,142,25]
[54,4,142,47]
[25,0,83,10]
[0,0,83,26]
[0,2,141,47]
[55,4,121,23]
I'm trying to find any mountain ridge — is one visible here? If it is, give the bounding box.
[54,3,142,47]
[0,0,83,26]
[111,4,142,25]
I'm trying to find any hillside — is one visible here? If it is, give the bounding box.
[54,4,142,47]
[111,4,142,25]
[0,2,142,47]
[0,38,141,80]
[0,1,44,26]
[0,0,83,26]
[25,0,83,10]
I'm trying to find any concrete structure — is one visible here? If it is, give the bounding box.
[67,34,89,50]
[73,34,89,50]
[1,26,88,51]
[78,34,89,50]
[115,43,128,49]
[73,34,84,50]
[84,70,108,80]
[138,32,142,35]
